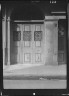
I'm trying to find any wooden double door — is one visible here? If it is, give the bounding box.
[13,24,45,64]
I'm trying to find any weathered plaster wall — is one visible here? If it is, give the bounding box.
[44,21,58,65]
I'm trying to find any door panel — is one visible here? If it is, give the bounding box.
[35,25,41,31]
[24,41,30,47]
[24,25,30,31]
[22,24,32,64]
[35,53,41,62]
[35,41,41,47]
[32,24,44,64]
[20,24,44,64]
[24,53,31,62]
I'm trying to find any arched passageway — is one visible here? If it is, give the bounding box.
[11,3,45,20]
[10,3,46,65]
[3,1,66,66]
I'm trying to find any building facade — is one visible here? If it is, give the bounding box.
[2,1,67,68]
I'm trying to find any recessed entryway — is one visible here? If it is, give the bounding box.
[10,20,58,65]
[11,24,45,64]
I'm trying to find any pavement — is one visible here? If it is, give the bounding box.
[3,64,67,80]
[4,79,67,89]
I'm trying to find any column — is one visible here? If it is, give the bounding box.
[7,17,10,65]
[2,16,6,68]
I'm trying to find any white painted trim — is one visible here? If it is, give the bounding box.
[51,12,66,13]
[14,20,44,22]
[45,16,66,20]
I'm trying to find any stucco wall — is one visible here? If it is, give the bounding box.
[44,21,58,65]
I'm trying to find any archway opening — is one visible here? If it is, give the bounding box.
[11,3,45,20]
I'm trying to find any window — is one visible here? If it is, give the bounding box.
[34,31,42,41]
[23,31,31,41]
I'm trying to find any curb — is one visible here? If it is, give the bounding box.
[3,75,66,80]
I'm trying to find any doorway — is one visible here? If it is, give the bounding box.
[12,24,45,64]
[11,21,58,65]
